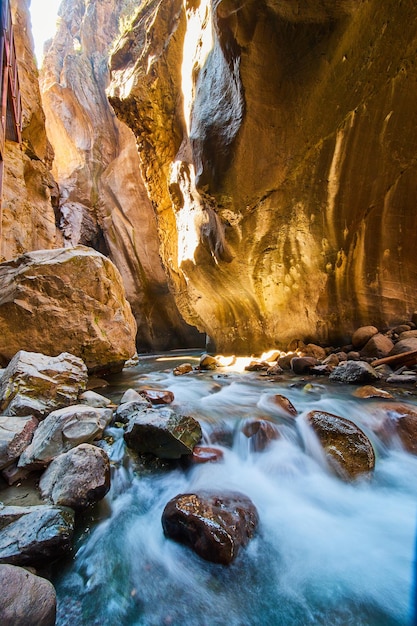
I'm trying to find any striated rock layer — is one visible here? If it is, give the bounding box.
[106,0,417,353]
[40,0,203,351]
[1,0,62,260]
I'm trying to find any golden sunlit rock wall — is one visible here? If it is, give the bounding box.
[107,0,417,353]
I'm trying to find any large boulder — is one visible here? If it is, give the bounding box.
[162,491,259,565]
[0,247,137,374]
[0,350,88,418]
[305,410,375,480]
[0,505,74,566]
[18,405,112,470]
[124,407,202,459]
[0,564,56,626]
[0,415,38,469]
[39,444,110,508]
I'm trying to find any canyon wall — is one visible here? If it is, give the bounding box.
[1,0,61,260]
[39,0,203,351]
[107,0,417,353]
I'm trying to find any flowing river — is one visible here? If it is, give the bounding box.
[54,351,417,626]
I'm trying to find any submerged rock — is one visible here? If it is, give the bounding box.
[18,405,112,470]
[0,247,137,374]
[0,564,56,626]
[162,491,258,564]
[241,418,280,452]
[0,505,74,566]
[124,407,202,459]
[0,351,88,418]
[190,446,224,464]
[0,415,38,470]
[39,444,110,508]
[306,410,375,480]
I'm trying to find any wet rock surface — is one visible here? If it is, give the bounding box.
[162,491,259,564]
[306,410,376,480]
[0,415,38,469]
[0,504,74,566]
[124,407,202,459]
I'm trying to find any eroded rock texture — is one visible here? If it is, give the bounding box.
[1,0,61,260]
[40,0,203,351]
[106,0,417,353]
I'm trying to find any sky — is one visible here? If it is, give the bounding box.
[29,0,62,65]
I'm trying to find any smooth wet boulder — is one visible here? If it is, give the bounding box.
[353,385,393,400]
[0,351,88,418]
[0,564,56,626]
[18,405,112,469]
[306,410,375,480]
[0,246,137,374]
[190,446,224,464]
[269,394,298,417]
[241,418,280,452]
[329,360,380,384]
[39,443,110,508]
[162,491,258,564]
[124,407,202,459]
[0,415,38,469]
[173,363,194,376]
[370,403,417,454]
[0,505,74,565]
[291,356,319,375]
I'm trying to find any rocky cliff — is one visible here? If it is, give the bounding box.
[40,0,202,351]
[8,0,415,354]
[107,0,417,353]
[1,0,61,261]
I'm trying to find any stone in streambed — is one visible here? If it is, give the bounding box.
[39,443,110,508]
[162,491,258,564]
[18,405,112,470]
[190,446,224,464]
[115,398,152,424]
[329,360,380,384]
[241,418,280,451]
[305,410,375,480]
[0,415,38,469]
[124,407,202,459]
[139,389,174,405]
[0,505,74,566]
[269,394,298,417]
[0,564,56,626]
[291,356,319,375]
[360,333,394,359]
[0,350,88,418]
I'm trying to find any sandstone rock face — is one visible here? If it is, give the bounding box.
[0,564,56,626]
[39,443,110,508]
[1,0,61,260]
[162,491,259,564]
[106,0,417,353]
[0,351,88,418]
[0,504,74,565]
[305,410,375,479]
[0,247,137,373]
[39,0,203,352]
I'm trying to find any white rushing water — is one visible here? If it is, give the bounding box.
[54,353,417,626]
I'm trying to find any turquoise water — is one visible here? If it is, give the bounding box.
[54,353,417,626]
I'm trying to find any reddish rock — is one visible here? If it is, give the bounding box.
[351,326,379,349]
[306,410,375,480]
[191,446,224,464]
[244,360,270,371]
[291,356,319,375]
[241,419,280,451]
[371,403,417,454]
[162,491,258,564]
[360,333,394,359]
[0,415,38,470]
[270,394,298,417]
[140,389,175,405]
[353,386,394,400]
[0,564,56,626]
